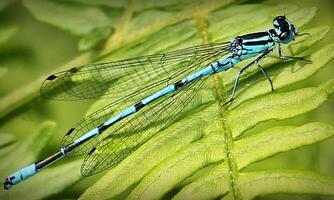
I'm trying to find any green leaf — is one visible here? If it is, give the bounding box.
[226,170,334,200]
[78,26,114,51]
[22,0,116,35]
[173,122,334,200]
[228,79,334,137]
[144,121,334,200]
[235,122,334,168]
[125,133,226,200]
[0,26,17,45]
[0,133,15,148]
[177,170,334,200]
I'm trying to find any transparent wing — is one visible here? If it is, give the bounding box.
[61,49,225,157]
[80,75,210,176]
[41,42,230,101]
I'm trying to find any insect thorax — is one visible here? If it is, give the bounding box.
[229,31,275,60]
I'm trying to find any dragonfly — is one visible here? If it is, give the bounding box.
[3,16,310,189]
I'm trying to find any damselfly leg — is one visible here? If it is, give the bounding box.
[222,61,253,107]
[278,43,312,63]
[255,61,274,92]
[222,49,274,107]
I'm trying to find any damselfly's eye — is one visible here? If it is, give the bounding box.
[274,16,285,21]
[273,16,288,30]
[279,31,290,41]
[273,16,286,24]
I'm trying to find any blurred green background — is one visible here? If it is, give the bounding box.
[0,0,333,199]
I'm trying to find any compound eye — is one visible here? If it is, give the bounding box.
[273,16,287,28]
[279,31,290,40]
[274,16,285,22]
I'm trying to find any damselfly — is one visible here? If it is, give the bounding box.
[3,16,310,189]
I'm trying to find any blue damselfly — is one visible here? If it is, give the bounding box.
[3,16,310,189]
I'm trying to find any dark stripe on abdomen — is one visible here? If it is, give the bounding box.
[134,102,145,111]
[174,80,184,89]
[243,40,273,46]
[97,123,111,133]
